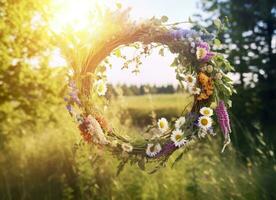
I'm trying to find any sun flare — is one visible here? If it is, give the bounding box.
[49,0,104,33]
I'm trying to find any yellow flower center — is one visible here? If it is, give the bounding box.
[175,134,182,141]
[187,76,193,82]
[201,118,208,126]
[203,110,210,115]
[197,48,207,59]
[150,146,155,152]
[160,122,165,128]
[98,84,104,92]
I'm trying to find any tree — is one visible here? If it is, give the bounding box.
[0,0,66,147]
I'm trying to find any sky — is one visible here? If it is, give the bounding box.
[105,0,201,86]
[49,0,202,86]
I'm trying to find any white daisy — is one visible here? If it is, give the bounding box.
[184,74,196,85]
[121,143,133,152]
[171,129,187,147]
[199,107,213,117]
[188,86,201,95]
[175,116,186,129]
[157,118,169,133]
[198,116,212,129]
[146,143,162,157]
[95,80,107,96]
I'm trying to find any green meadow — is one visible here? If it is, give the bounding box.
[0,94,274,200]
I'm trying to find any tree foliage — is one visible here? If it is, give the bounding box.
[199,0,276,144]
[0,0,66,147]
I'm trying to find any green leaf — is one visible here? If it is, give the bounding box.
[214,39,221,47]
[214,19,222,29]
[172,152,184,168]
[116,160,127,176]
[138,159,145,170]
[114,48,121,57]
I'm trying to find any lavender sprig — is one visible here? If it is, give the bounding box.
[215,101,231,152]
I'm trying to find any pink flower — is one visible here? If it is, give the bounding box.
[215,101,231,151]
[196,41,215,62]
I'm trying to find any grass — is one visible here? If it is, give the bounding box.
[113,93,193,126]
[0,94,275,200]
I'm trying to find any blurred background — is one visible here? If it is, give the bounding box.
[0,0,275,199]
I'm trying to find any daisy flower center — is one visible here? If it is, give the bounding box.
[98,85,104,92]
[150,146,155,152]
[187,76,193,82]
[159,122,165,128]
[175,134,182,141]
[203,110,210,115]
[201,118,208,126]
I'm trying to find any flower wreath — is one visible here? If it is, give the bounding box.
[63,10,235,173]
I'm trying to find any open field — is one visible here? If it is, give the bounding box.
[0,94,275,200]
[113,94,194,126]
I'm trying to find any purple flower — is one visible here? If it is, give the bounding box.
[66,104,72,113]
[196,41,215,62]
[200,33,215,42]
[156,141,177,157]
[67,81,81,106]
[170,28,198,40]
[215,101,231,141]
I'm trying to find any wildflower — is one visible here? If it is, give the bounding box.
[146,143,162,157]
[79,115,108,144]
[200,33,215,42]
[206,65,213,73]
[196,41,215,62]
[95,80,107,96]
[121,143,133,152]
[68,81,81,106]
[170,28,198,40]
[198,116,212,129]
[200,107,213,117]
[215,101,231,139]
[175,116,186,129]
[215,72,223,80]
[197,72,214,100]
[215,101,232,152]
[196,47,207,60]
[188,86,201,95]
[157,118,169,133]
[184,74,196,85]
[171,129,187,147]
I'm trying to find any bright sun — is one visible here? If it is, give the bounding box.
[49,0,108,33]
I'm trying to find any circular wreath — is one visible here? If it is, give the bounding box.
[63,10,235,173]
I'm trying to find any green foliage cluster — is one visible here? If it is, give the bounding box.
[0,0,66,148]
